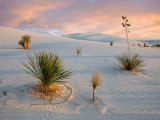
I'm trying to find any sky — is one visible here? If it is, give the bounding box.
[0,0,160,39]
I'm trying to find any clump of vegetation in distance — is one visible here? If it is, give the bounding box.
[116,16,145,71]
[2,90,7,96]
[152,44,160,47]
[18,35,31,49]
[90,71,101,101]
[110,41,113,46]
[156,44,160,47]
[21,51,72,100]
[76,46,81,56]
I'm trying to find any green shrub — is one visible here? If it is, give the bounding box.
[2,90,7,96]
[110,41,113,46]
[116,53,145,71]
[18,35,31,49]
[21,51,72,99]
[76,47,81,56]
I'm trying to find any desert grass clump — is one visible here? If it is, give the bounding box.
[2,90,7,96]
[110,41,113,46]
[18,35,31,49]
[21,51,72,100]
[116,54,145,71]
[90,71,101,101]
[76,46,81,56]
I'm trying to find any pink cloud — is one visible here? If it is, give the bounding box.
[0,0,160,39]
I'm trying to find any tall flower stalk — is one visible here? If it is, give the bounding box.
[122,16,131,62]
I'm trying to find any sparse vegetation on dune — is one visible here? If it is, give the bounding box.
[21,51,72,100]
[90,71,101,101]
[18,35,31,49]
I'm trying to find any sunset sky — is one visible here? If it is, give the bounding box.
[0,0,160,39]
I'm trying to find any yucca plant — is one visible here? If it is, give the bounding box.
[116,54,145,71]
[21,51,72,99]
[18,35,31,49]
[90,71,101,101]
[116,16,145,71]
[76,47,81,56]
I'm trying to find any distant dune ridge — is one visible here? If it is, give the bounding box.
[1,26,159,47]
[64,33,126,43]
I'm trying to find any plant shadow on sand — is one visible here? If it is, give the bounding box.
[80,95,107,114]
[4,84,74,106]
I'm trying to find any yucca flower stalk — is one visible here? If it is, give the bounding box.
[76,47,81,56]
[18,35,31,49]
[21,51,72,98]
[90,71,101,101]
[122,16,131,61]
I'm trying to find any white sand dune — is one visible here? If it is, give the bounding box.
[64,32,126,43]
[0,27,160,120]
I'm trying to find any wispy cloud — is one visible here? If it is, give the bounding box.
[0,0,160,39]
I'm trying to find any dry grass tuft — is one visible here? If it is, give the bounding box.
[90,71,101,101]
[31,83,64,100]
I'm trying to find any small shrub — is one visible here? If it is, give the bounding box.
[110,41,113,46]
[155,44,160,47]
[90,71,101,101]
[76,47,81,56]
[138,43,142,47]
[157,44,160,47]
[21,51,72,100]
[2,90,7,96]
[116,53,145,71]
[18,35,31,49]
[152,44,160,47]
